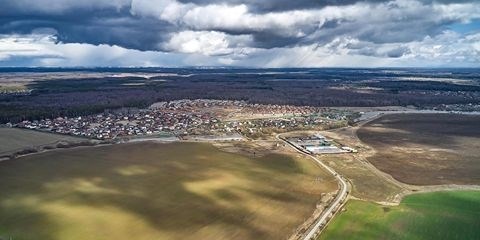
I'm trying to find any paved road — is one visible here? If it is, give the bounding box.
[276,135,349,240]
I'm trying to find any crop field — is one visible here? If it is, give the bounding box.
[357,113,480,185]
[0,128,84,155]
[319,191,480,240]
[0,142,337,240]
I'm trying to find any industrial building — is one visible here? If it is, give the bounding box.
[286,134,356,154]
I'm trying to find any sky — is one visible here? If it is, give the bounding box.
[0,0,479,67]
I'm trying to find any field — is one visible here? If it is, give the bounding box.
[0,142,337,240]
[357,113,480,185]
[319,154,404,202]
[319,191,480,240]
[0,128,84,155]
[316,128,405,203]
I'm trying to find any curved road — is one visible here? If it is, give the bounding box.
[276,134,349,240]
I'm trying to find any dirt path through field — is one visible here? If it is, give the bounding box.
[329,111,480,205]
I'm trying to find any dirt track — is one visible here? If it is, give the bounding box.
[314,112,480,206]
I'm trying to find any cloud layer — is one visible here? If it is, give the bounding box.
[0,0,479,67]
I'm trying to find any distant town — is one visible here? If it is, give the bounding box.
[12,99,353,140]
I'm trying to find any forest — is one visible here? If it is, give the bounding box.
[1,68,479,123]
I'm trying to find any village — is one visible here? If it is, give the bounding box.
[13,99,352,140]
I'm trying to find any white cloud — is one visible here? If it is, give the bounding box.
[163,31,253,56]
[0,34,180,67]
[0,35,62,60]
[405,31,480,64]
[226,30,480,68]
[434,2,480,22]
[131,0,480,41]
[1,30,479,67]
[130,0,192,23]
[130,0,327,36]
[1,0,480,67]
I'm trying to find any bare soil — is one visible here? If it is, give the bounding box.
[357,113,480,185]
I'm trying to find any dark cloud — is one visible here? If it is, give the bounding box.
[176,0,472,12]
[171,0,466,13]
[0,5,174,51]
[251,32,303,49]
[0,0,479,56]
[386,46,410,57]
[54,17,172,51]
[176,0,373,13]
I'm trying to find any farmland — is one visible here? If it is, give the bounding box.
[0,142,337,240]
[315,127,405,203]
[318,154,404,202]
[319,191,480,240]
[357,113,480,185]
[0,127,84,155]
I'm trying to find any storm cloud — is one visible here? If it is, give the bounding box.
[0,0,479,67]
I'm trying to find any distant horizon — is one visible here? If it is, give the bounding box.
[0,66,479,70]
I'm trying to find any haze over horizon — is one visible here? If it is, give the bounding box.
[1,0,479,68]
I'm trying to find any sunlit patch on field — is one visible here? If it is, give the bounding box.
[0,142,337,240]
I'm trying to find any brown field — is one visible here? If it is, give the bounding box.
[317,128,405,202]
[357,113,480,185]
[0,128,84,155]
[279,129,404,203]
[0,142,337,240]
[318,154,404,202]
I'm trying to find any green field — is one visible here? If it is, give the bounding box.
[320,191,480,240]
[0,127,84,155]
[0,142,336,240]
